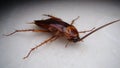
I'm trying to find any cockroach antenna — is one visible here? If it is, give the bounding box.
[79,19,120,41]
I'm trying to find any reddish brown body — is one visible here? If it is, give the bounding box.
[35,16,80,42]
[5,14,120,59]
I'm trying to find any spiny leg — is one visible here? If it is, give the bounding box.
[71,16,80,25]
[43,14,62,20]
[43,14,58,18]
[79,27,95,33]
[23,35,57,59]
[4,29,49,36]
[50,36,59,42]
[50,31,60,42]
[65,41,70,48]
[26,22,35,24]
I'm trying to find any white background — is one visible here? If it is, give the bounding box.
[0,1,120,68]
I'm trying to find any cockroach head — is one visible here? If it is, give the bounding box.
[64,26,80,43]
[71,37,80,42]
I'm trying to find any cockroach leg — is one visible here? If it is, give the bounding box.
[4,29,49,36]
[26,22,35,24]
[50,36,59,42]
[79,27,95,33]
[71,16,80,25]
[65,41,70,48]
[43,14,62,20]
[49,31,60,42]
[43,14,58,18]
[23,35,57,59]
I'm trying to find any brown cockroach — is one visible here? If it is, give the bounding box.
[5,14,120,59]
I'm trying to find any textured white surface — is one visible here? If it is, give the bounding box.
[0,1,120,68]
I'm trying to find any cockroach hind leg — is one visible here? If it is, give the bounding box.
[23,47,35,59]
[43,14,53,17]
[43,14,59,19]
[23,35,57,59]
[4,29,49,36]
[49,36,59,43]
[3,30,17,36]
[26,22,35,24]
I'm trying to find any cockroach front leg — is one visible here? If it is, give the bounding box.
[23,35,58,59]
[65,41,70,48]
[4,29,49,36]
[79,27,95,33]
[71,16,80,25]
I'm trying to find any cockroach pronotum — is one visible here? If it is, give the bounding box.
[4,14,120,59]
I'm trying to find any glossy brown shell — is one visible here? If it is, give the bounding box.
[34,18,80,42]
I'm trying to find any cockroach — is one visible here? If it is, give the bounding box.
[4,14,120,59]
